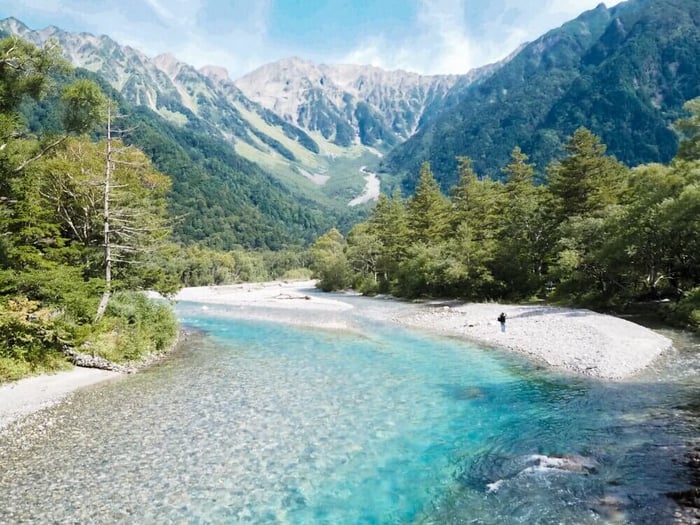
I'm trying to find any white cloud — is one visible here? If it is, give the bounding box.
[143,0,176,24]
[339,0,474,74]
[339,0,623,75]
[151,0,273,76]
[415,0,473,73]
[3,0,625,78]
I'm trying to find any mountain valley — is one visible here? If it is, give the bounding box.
[1,0,699,242]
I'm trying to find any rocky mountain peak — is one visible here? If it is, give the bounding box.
[1,16,28,34]
[153,52,185,79]
[199,65,232,84]
[234,56,477,146]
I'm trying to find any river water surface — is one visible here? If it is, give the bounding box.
[1,297,699,524]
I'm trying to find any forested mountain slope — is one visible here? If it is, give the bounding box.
[0,17,501,204]
[384,0,700,191]
[13,61,344,250]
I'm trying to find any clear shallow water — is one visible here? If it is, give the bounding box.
[1,299,699,524]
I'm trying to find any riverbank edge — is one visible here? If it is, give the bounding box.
[0,327,187,432]
[393,301,675,380]
[1,280,678,430]
[175,280,675,381]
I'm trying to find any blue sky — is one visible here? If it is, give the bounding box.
[2,0,623,79]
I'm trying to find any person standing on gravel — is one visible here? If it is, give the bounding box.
[498,312,506,333]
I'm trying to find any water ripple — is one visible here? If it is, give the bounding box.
[0,306,698,524]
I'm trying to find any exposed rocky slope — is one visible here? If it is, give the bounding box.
[1,17,499,203]
[236,57,471,148]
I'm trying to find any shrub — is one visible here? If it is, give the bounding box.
[668,287,700,332]
[0,296,72,382]
[281,267,313,280]
[88,291,178,362]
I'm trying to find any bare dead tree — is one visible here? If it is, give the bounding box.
[94,103,115,322]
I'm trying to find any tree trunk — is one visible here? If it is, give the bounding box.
[95,104,113,323]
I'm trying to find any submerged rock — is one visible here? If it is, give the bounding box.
[667,444,700,524]
[460,452,599,494]
[525,453,599,474]
[590,491,631,522]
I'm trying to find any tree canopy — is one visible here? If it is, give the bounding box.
[0,37,178,381]
[313,123,700,332]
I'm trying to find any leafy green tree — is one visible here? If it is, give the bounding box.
[608,163,684,297]
[545,130,629,300]
[310,228,351,291]
[39,137,172,279]
[550,215,621,300]
[656,163,700,292]
[0,38,104,175]
[394,242,452,298]
[675,97,700,161]
[0,37,180,378]
[345,222,382,294]
[0,36,66,137]
[61,79,106,135]
[493,147,553,297]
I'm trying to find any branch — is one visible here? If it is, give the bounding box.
[13,135,67,173]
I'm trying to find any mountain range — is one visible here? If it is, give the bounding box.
[1,16,495,204]
[2,0,699,247]
[385,0,700,190]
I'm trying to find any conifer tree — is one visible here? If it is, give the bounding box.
[447,157,502,297]
[407,162,450,244]
[547,127,626,220]
[369,190,409,285]
[495,147,552,296]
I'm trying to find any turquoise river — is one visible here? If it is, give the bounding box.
[1,293,699,524]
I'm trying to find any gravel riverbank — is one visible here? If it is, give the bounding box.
[1,281,675,430]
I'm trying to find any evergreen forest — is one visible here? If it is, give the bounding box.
[0,37,183,380]
[312,123,700,331]
[0,35,325,381]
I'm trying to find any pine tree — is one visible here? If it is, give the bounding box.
[407,162,450,244]
[494,147,552,296]
[447,157,502,297]
[547,128,626,220]
[368,190,409,287]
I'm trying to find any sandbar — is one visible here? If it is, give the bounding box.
[0,367,120,431]
[176,280,673,380]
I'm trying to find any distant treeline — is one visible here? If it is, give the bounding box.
[310,115,700,332]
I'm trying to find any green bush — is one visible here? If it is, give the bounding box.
[1,267,102,323]
[88,291,178,362]
[668,287,700,332]
[353,274,380,296]
[0,296,72,382]
[281,268,313,280]
[0,357,33,382]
